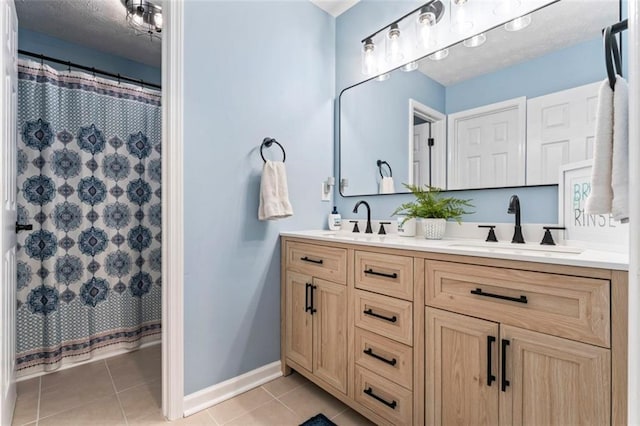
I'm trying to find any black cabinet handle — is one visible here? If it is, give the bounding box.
[363,308,397,323]
[470,288,528,304]
[363,387,397,409]
[487,336,496,387]
[305,283,312,313]
[501,339,510,392]
[15,222,33,233]
[363,348,397,366]
[300,256,323,265]
[310,285,317,314]
[364,268,398,279]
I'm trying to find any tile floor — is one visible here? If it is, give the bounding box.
[12,345,374,425]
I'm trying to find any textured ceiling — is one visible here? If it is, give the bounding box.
[310,0,359,17]
[15,0,161,68]
[417,0,619,86]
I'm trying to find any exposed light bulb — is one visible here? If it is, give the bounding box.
[361,39,377,76]
[376,73,391,82]
[401,61,418,72]
[418,9,436,26]
[385,24,403,63]
[428,48,449,61]
[463,33,486,48]
[154,12,163,29]
[504,14,531,31]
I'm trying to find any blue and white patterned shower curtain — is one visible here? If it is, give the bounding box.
[15,59,162,375]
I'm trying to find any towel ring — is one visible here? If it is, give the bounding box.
[260,137,286,163]
[377,160,392,178]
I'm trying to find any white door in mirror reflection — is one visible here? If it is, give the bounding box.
[408,100,446,190]
[526,82,599,185]
[448,98,526,190]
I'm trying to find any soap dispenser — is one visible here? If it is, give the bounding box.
[328,206,342,231]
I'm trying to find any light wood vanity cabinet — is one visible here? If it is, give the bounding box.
[281,236,627,426]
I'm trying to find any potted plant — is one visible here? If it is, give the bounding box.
[392,184,474,239]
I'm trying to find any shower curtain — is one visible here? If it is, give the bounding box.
[15,59,162,375]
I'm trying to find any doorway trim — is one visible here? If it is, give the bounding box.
[162,0,185,420]
[407,99,446,188]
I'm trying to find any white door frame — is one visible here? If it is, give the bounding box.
[407,99,446,188]
[161,0,185,421]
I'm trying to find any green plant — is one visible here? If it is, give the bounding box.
[392,184,474,224]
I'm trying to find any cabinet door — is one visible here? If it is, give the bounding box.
[500,325,610,426]
[426,308,500,426]
[285,271,313,372]
[313,278,347,393]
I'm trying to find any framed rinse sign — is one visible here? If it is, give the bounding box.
[558,160,629,247]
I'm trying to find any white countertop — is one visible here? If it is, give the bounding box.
[280,230,629,271]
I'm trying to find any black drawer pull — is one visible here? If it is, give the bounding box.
[364,268,398,279]
[363,348,397,366]
[364,387,397,409]
[310,285,317,314]
[15,222,33,233]
[300,256,323,265]
[470,288,528,304]
[363,308,397,323]
[487,335,496,387]
[501,339,510,392]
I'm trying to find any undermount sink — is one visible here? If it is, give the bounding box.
[447,241,584,254]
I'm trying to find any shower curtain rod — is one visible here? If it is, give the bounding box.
[18,49,162,90]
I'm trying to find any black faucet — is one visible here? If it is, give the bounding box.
[507,195,525,244]
[353,201,373,234]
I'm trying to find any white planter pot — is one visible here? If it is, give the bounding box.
[421,218,447,240]
[396,217,416,237]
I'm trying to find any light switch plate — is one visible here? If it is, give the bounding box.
[321,182,331,201]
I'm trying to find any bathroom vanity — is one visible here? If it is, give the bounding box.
[280,231,628,425]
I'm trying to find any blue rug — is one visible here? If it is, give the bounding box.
[300,413,337,426]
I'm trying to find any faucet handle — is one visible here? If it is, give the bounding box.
[349,220,360,233]
[378,222,391,235]
[541,226,566,246]
[478,225,498,242]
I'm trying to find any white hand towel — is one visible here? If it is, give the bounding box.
[258,160,293,221]
[379,177,395,194]
[611,76,629,222]
[585,79,614,214]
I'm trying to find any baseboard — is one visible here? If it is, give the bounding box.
[183,361,282,417]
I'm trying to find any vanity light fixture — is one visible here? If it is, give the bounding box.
[322,177,335,200]
[361,38,377,76]
[504,14,531,31]
[402,61,419,72]
[360,0,444,75]
[463,33,486,47]
[428,48,449,60]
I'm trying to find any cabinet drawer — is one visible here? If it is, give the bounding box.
[355,365,413,426]
[355,328,413,390]
[355,251,414,301]
[286,242,347,284]
[425,260,611,347]
[355,290,413,345]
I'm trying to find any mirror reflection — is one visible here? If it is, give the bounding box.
[339,0,620,196]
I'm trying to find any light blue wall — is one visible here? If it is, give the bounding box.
[341,68,444,195]
[183,1,335,394]
[445,37,605,114]
[18,28,161,86]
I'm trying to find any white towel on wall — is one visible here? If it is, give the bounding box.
[379,177,395,194]
[585,79,614,214]
[258,160,293,221]
[611,76,629,222]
